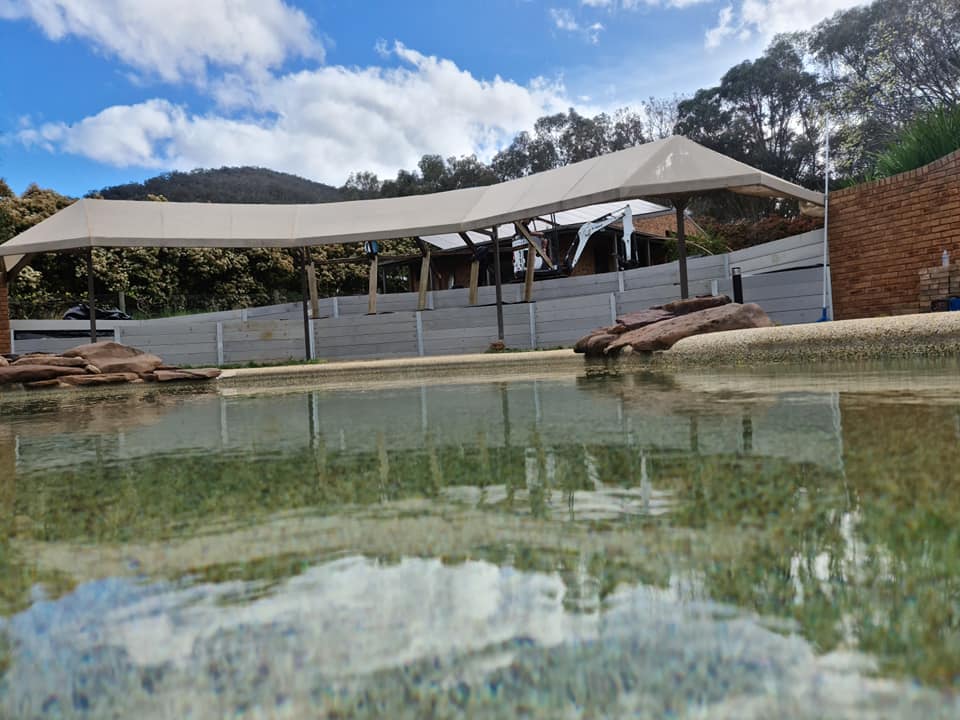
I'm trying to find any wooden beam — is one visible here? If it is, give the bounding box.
[515,222,555,270]
[305,251,320,320]
[367,255,378,314]
[457,232,478,255]
[459,232,481,305]
[468,258,480,305]
[523,245,535,302]
[417,248,431,311]
[86,248,97,344]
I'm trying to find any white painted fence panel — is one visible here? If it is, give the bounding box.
[9,232,829,363]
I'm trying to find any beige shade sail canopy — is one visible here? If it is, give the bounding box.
[0,136,822,258]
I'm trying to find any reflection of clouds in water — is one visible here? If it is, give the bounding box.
[3,557,957,719]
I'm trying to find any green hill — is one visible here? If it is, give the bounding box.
[92,166,343,204]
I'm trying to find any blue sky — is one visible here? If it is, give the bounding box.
[0,0,863,197]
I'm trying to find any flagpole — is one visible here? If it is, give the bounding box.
[819,116,831,322]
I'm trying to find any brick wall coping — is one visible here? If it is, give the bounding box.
[832,148,960,199]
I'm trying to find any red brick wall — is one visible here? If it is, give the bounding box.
[829,149,960,319]
[0,270,10,355]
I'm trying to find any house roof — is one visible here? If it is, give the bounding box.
[0,135,823,267]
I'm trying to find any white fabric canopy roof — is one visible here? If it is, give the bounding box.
[0,135,823,260]
[421,199,671,251]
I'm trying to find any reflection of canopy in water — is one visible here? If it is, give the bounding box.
[9,379,845,474]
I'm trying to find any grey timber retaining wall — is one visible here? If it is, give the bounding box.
[10,230,829,363]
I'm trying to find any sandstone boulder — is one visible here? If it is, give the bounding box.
[25,379,69,389]
[155,368,221,382]
[61,341,163,374]
[0,356,7,367]
[658,295,731,315]
[11,355,87,368]
[615,308,675,331]
[60,372,140,386]
[605,303,773,355]
[0,365,88,385]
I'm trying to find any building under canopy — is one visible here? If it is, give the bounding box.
[0,135,823,355]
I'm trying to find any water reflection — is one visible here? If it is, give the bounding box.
[2,362,960,715]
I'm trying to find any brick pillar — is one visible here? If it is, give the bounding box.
[0,269,10,355]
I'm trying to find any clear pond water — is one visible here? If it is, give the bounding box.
[2,361,960,718]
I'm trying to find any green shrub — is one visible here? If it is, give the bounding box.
[872,104,960,179]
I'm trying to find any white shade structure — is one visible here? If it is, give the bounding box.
[0,136,822,260]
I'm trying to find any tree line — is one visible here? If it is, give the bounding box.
[2,0,958,318]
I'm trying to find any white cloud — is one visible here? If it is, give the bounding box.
[17,43,570,185]
[0,0,321,83]
[705,0,868,49]
[580,0,711,9]
[550,7,581,31]
[550,7,605,42]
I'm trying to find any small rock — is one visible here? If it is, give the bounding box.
[0,356,7,367]
[85,364,102,374]
[139,372,158,382]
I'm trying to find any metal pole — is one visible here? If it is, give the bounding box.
[820,116,831,322]
[86,248,97,343]
[300,247,312,360]
[675,199,689,299]
[492,228,505,341]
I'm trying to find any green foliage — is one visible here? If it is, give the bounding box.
[871,103,960,179]
[92,166,341,204]
[809,0,960,178]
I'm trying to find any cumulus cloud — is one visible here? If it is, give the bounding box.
[17,43,570,185]
[0,0,321,83]
[705,0,868,49]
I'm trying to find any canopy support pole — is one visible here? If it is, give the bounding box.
[492,228,504,341]
[367,254,378,315]
[86,248,98,344]
[674,199,689,299]
[300,248,312,360]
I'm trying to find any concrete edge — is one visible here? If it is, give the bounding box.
[655,312,960,365]
[217,349,581,384]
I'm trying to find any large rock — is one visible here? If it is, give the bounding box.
[60,372,140,386]
[605,303,774,355]
[11,355,87,368]
[615,308,675,331]
[61,341,163,375]
[0,365,88,385]
[658,295,731,315]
